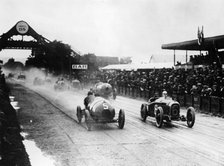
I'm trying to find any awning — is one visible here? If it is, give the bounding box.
[162,34,224,51]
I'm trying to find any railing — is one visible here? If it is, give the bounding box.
[117,85,224,116]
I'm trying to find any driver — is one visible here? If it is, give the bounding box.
[84,91,95,109]
[148,92,159,103]
[159,90,171,101]
[162,90,168,99]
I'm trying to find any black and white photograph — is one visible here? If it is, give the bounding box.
[0,0,224,165]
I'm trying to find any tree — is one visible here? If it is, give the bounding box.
[80,53,98,71]
[4,58,24,71]
[25,40,73,74]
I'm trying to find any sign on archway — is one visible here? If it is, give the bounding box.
[16,21,29,35]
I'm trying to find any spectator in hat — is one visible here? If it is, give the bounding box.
[190,85,198,95]
[219,84,224,98]
[211,84,220,97]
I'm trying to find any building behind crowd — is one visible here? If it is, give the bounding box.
[96,56,119,67]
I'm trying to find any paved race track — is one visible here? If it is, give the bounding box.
[10,80,224,166]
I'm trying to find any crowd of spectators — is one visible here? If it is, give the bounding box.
[189,52,224,66]
[79,64,224,99]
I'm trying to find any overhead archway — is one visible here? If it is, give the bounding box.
[0,21,80,71]
[0,20,52,62]
[0,20,51,50]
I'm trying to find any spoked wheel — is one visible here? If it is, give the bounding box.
[186,107,195,128]
[155,106,164,128]
[140,104,147,122]
[76,106,82,123]
[118,109,125,129]
[85,109,92,131]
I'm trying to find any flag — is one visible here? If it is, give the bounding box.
[198,26,204,45]
[201,26,204,42]
[149,55,153,63]
[197,27,202,45]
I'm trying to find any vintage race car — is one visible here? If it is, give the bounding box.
[33,77,45,85]
[45,77,52,84]
[140,96,195,128]
[71,79,82,90]
[54,79,70,91]
[17,73,26,80]
[77,96,125,131]
[76,83,125,130]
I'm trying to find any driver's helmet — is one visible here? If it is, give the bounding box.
[162,90,168,98]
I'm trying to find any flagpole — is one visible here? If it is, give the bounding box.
[174,49,176,66]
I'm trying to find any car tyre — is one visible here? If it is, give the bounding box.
[140,104,147,122]
[76,106,82,123]
[118,109,125,129]
[186,107,195,128]
[155,106,163,128]
[85,109,92,131]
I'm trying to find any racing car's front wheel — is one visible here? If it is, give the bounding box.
[155,106,164,128]
[140,104,147,122]
[85,110,92,131]
[118,109,125,129]
[186,107,195,128]
[76,106,82,123]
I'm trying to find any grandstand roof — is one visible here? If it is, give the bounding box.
[101,62,174,70]
[162,34,224,51]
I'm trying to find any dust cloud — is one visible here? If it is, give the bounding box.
[4,67,88,113]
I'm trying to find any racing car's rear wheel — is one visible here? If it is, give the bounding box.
[186,107,195,128]
[140,104,147,122]
[118,109,125,129]
[85,110,92,131]
[76,106,82,123]
[155,106,164,128]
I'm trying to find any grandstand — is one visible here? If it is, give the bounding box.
[94,30,224,116]
[162,31,224,68]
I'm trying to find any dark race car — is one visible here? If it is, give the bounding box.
[54,78,70,91]
[140,95,195,128]
[17,73,26,80]
[71,79,82,90]
[76,83,125,131]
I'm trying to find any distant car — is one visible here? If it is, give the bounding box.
[140,95,195,128]
[71,79,82,90]
[54,81,68,91]
[54,78,70,91]
[33,77,44,85]
[8,73,14,78]
[44,77,52,84]
[76,83,125,131]
[17,74,26,80]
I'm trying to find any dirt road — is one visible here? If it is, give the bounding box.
[9,80,224,166]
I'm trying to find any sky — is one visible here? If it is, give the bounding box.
[0,0,224,64]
